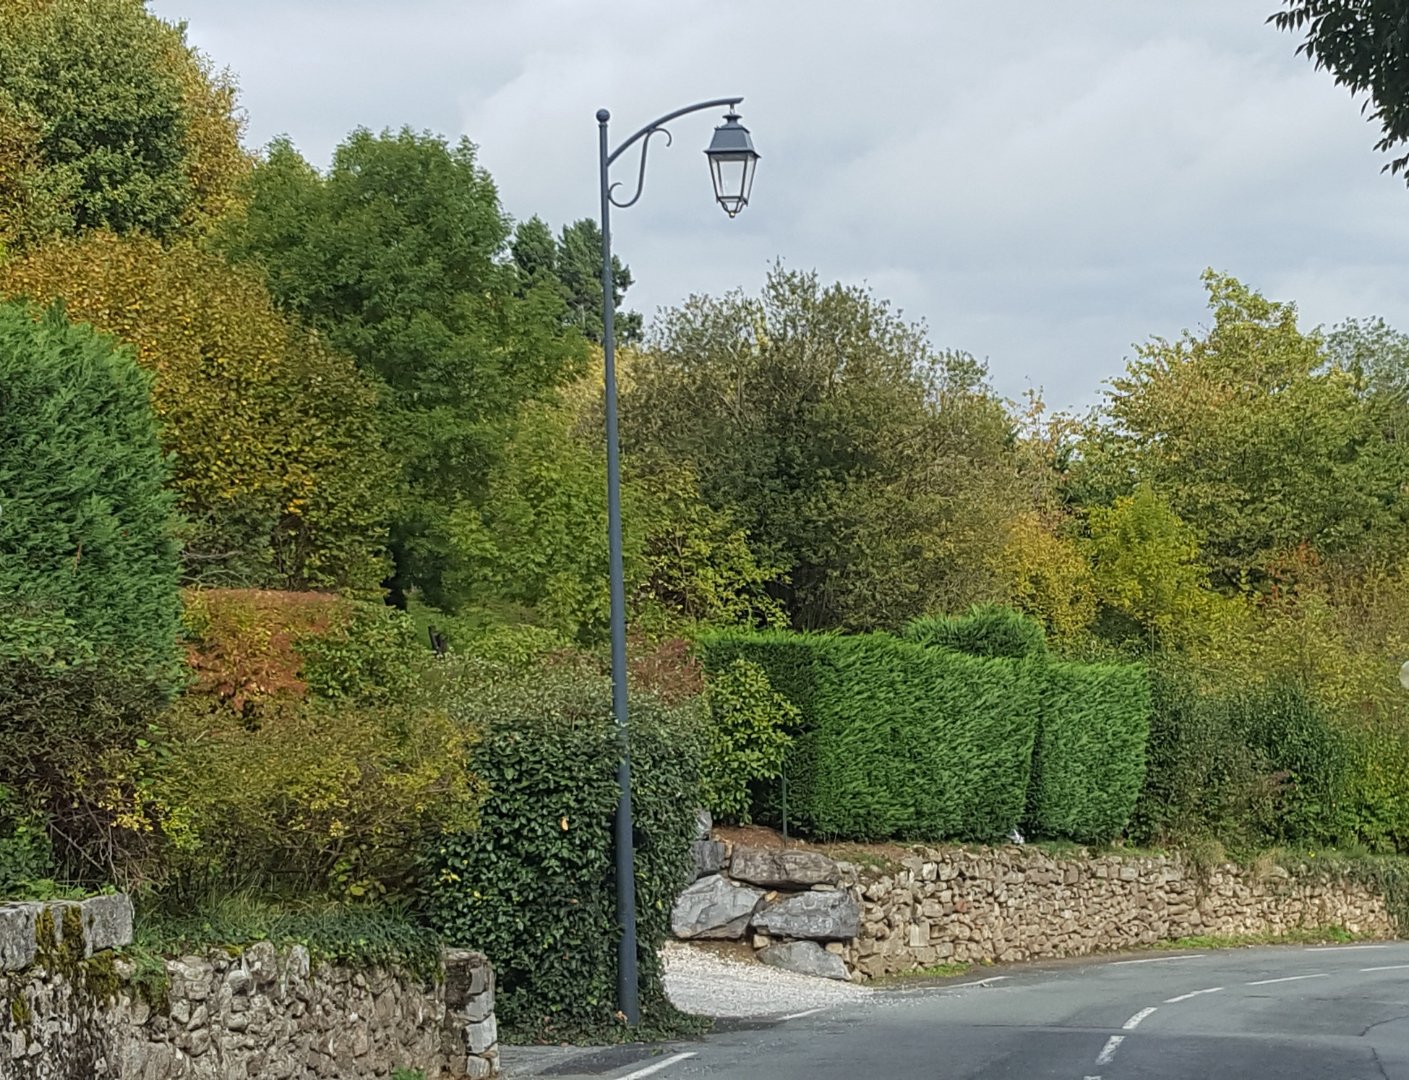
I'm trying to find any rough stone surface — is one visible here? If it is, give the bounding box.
[757,940,850,981]
[0,896,133,974]
[844,846,1396,981]
[691,840,728,880]
[0,915,500,1079]
[695,808,714,841]
[0,905,36,973]
[672,875,765,940]
[752,890,860,940]
[76,894,134,956]
[730,848,840,889]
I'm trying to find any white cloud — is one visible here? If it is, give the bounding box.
[152,0,1409,410]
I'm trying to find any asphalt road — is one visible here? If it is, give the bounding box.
[515,942,1409,1080]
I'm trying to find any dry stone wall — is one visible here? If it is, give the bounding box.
[2,895,500,1079]
[672,824,1398,984]
[844,847,1395,979]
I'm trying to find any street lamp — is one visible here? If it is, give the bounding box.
[596,98,759,1026]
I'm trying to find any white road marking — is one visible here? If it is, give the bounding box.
[1306,944,1389,951]
[1123,1007,1157,1029]
[1096,1035,1125,1065]
[1361,964,1409,973]
[1164,986,1224,1003]
[617,1052,697,1079]
[942,976,1010,990]
[1111,954,1203,965]
[776,1007,825,1021]
[1247,973,1329,986]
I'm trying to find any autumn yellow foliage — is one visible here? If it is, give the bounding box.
[0,233,394,592]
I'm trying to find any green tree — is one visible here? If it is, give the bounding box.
[0,0,248,248]
[511,216,642,344]
[626,266,1023,631]
[0,299,181,682]
[445,390,784,644]
[1271,0,1409,183]
[219,130,588,609]
[1086,486,1219,649]
[1080,271,1408,585]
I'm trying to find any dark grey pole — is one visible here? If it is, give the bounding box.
[594,95,745,1028]
[598,107,640,1028]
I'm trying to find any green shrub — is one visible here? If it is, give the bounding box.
[118,590,482,899]
[904,604,1048,660]
[0,300,182,684]
[113,690,482,902]
[1025,661,1150,843]
[423,660,706,1041]
[0,659,170,891]
[701,659,795,824]
[0,783,54,897]
[700,631,1040,842]
[1130,664,1353,851]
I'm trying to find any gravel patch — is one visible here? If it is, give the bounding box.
[662,941,873,1018]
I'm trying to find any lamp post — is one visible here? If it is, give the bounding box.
[596,98,759,1025]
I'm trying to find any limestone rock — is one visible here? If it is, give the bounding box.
[672,875,765,939]
[79,893,134,955]
[0,903,37,972]
[758,940,849,981]
[729,847,841,889]
[694,808,713,841]
[752,889,860,940]
[691,840,727,880]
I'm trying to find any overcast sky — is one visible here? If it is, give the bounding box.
[150,0,1409,411]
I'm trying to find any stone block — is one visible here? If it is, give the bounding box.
[729,847,841,889]
[0,903,37,972]
[465,1015,497,1055]
[694,807,713,841]
[78,893,134,955]
[672,875,764,940]
[691,840,727,880]
[758,940,849,981]
[752,889,860,940]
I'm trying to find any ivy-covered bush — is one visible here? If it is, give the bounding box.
[903,604,1048,660]
[423,660,706,1041]
[1024,661,1150,843]
[701,659,795,823]
[699,631,1040,842]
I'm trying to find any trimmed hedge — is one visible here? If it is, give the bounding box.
[1025,661,1150,843]
[423,660,706,1041]
[702,621,1154,846]
[903,605,1048,659]
[699,631,1040,842]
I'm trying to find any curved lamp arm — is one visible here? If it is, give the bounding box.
[601,96,743,209]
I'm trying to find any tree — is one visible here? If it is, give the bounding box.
[1272,0,1409,183]
[1080,271,1408,585]
[626,266,1024,631]
[0,0,248,249]
[219,130,589,609]
[511,216,642,344]
[1086,486,1221,649]
[0,299,181,681]
[444,386,785,645]
[0,233,395,593]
